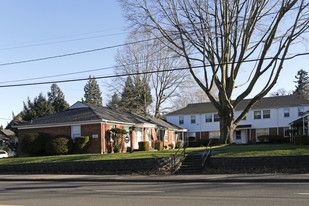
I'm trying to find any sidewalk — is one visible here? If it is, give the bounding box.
[0,173,309,183]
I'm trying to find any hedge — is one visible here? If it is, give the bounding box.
[138,141,149,151]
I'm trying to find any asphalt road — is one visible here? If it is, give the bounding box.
[0,181,308,206]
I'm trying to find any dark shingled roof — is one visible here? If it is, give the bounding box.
[167,95,309,116]
[17,102,186,131]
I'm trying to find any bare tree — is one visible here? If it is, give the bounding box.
[172,77,218,110]
[269,88,292,97]
[115,29,189,117]
[120,0,309,144]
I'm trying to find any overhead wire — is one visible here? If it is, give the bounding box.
[0,51,308,88]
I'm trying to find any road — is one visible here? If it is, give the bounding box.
[0,181,308,206]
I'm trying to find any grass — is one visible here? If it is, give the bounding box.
[211,144,309,157]
[1,144,308,165]
[0,147,206,165]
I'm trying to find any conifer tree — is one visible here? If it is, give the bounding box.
[107,92,121,110]
[22,93,54,121]
[294,69,309,98]
[83,76,103,106]
[48,84,69,112]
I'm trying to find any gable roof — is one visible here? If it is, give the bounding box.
[16,102,186,131]
[0,129,16,141]
[167,95,309,116]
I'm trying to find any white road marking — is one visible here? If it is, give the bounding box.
[94,190,164,193]
[294,193,309,195]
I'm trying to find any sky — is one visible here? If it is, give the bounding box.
[0,0,308,128]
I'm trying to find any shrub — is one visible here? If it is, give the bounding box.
[258,135,284,144]
[155,140,163,151]
[110,128,127,153]
[168,143,174,149]
[20,132,50,156]
[73,136,90,153]
[294,135,309,145]
[175,140,184,149]
[45,136,73,155]
[0,146,9,153]
[138,141,149,151]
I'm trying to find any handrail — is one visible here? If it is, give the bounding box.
[172,140,187,171]
[201,139,213,168]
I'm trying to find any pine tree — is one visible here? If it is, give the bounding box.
[83,76,103,106]
[118,76,152,115]
[48,84,69,112]
[107,92,121,110]
[22,93,54,121]
[294,69,309,98]
[0,125,3,130]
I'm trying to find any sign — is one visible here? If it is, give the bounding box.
[92,134,98,139]
[124,136,130,143]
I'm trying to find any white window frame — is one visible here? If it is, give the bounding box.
[205,114,212,122]
[256,128,269,137]
[283,108,290,118]
[263,110,271,119]
[179,116,184,124]
[213,114,220,122]
[188,132,196,142]
[298,107,304,116]
[191,115,196,124]
[209,131,220,139]
[254,111,261,119]
[71,125,81,141]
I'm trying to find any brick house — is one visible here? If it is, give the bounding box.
[16,102,186,154]
[166,95,309,144]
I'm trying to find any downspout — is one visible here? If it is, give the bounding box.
[102,121,107,154]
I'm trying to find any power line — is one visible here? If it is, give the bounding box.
[0,52,308,88]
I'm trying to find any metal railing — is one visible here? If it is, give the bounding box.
[172,141,187,172]
[201,139,213,168]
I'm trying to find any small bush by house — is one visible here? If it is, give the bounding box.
[258,135,286,144]
[155,140,163,151]
[294,135,309,145]
[45,136,73,155]
[138,141,149,151]
[73,136,90,153]
[168,143,174,149]
[175,140,184,149]
[20,132,51,156]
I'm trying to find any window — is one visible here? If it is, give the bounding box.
[188,132,196,142]
[263,110,270,119]
[205,114,212,122]
[71,125,81,140]
[235,130,241,140]
[209,131,220,139]
[254,111,261,119]
[283,108,290,117]
[298,107,304,116]
[256,128,268,137]
[214,114,220,122]
[164,130,168,142]
[191,115,196,124]
[284,127,290,137]
[179,116,184,124]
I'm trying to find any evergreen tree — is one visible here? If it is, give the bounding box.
[48,84,69,112]
[22,93,54,121]
[294,69,309,98]
[120,76,138,113]
[0,125,3,130]
[107,92,121,110]
[118,76,152,115]
[134,76,152,115]
[83,76,103,106]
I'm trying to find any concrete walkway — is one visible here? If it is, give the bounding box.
[0,173,308,183]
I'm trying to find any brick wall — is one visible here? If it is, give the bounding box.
[81,124,102,154]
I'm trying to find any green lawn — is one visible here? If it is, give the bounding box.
[1,144,308,165]
[211,144,309,157]
[0,147,205,165]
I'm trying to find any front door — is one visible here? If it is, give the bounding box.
[134,128,143,149]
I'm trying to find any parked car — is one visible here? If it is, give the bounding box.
[0,150,8,158]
